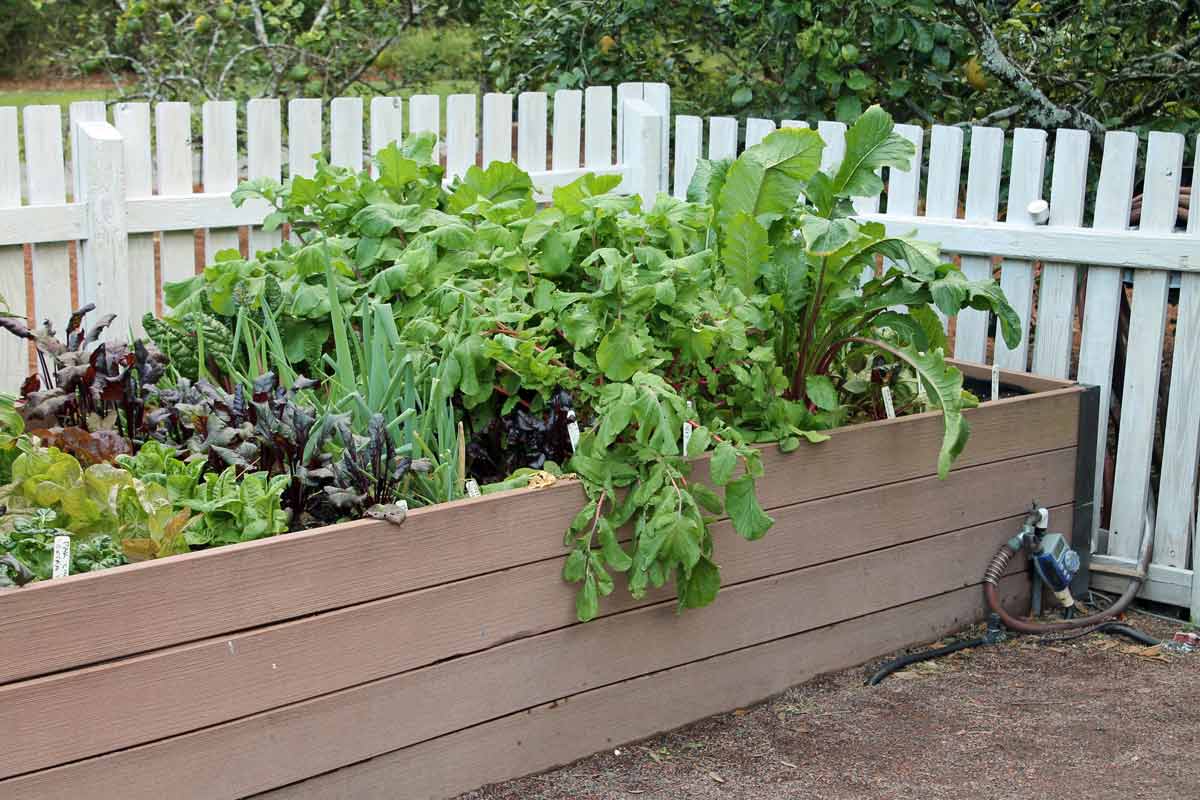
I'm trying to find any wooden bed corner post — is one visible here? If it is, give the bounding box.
[1072,382,1101,599]
[74,119,131,328]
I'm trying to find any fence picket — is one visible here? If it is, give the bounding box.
[641,83,670,192]
[551,90,583,172]
[112,102,156,329]
[517,92,548,173]
[156,102,196,291]
[1031,129,1089,377]
[816,121,846,174]
[408,95,440,161]
[24,105,72,330]
[1153,136,1200,570]
[953,127,1004,362]
[287,99,323,179]
[994,129,1048,371]
[923,125,964,330]
[369,97,404,158]
[445,94,477,180]
[0,108,25,389]
[201,101,240,260]
[745,118,775,149]
[886,124,922,216]
[330,97,364,171]
[75,122,130,336]
[1076,132,1138,551]
[672,115,703,199]
[1109,132,1184,561]
[708,117,738,160]
[1189,143,1200,621]
[781,120,807,129]
[583,86,612,168]
[482,93,513,167]
[615,83,641,162]
[246,99,282,256]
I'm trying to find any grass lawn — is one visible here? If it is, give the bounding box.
[0,86,119,110]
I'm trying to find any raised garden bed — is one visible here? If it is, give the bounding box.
[0,363,1092,800]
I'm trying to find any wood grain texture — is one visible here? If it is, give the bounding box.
[1,510,1050,799]
[994,128,1048,371]
[0,451,1075,779]
[0,385,1080,685]
[253,575,1033,800]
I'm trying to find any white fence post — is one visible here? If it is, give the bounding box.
[74,120,131,331]
[620,98,662,206]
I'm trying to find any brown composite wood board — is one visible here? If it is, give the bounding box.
[0,383,1083,685]
[2,516,1044,800]
[0,449,1076,781]
[255,574,1033,800]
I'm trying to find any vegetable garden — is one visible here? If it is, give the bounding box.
[0,93,1099,798]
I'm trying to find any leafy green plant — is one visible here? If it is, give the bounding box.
[0,509,125,586]
[179,466,290,547]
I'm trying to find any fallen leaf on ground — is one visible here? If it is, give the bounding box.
[708,771,725,783]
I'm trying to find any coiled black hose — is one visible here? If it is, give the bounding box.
[865,637,986,686]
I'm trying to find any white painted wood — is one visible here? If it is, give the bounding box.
[482,93,513,167]
[517,92,548,173]
[952,126,1004,362]
[708,117,738,160]
[551,90,583,172]
[817,120,847,175]
[75,121,131,337]
[330,97,364,171]
[445,94,477,180]
[287,99,323,179]
[1077,132,1139,553]
[0,107,26,390]
[672,115,703,199]
[408,94,440,161]
[781,120,808,129]
[1108,132,1184,561]
[615,82,642,162]
[68,100,106,202]
[1156,139,1200,573]
[860,214,1197,270]
[0,206,87,245]
[23,105,72,331]
[885,124,923,216]
[620,98,661,205]
[201,101,240,260]
[745,118,776,150]
[641,83,670,192]
[1031,129,1089,377]
[584,86,612,169]
[922,125,964,330]
[369,97,404,158]
[1092,553,1193,607]
[127,194,263,232]
[247,98,283,256]
[993,128,1048,371]
[156,102,197,291]
[112,102,155,331]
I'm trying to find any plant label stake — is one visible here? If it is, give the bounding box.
[991,363,1000,402]
[566,409,580,452]
[682,400,694,452]
[464,478,481,498]
[881,386,896,419]
[52,535,70,579]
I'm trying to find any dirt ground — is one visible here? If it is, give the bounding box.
[460,608,1200,800]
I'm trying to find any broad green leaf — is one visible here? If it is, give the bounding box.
[562,548,587,582]
[805,375,840,411]
[722,212,771,295]
[801,217,857,256]
[717,128,824,227]
[709,441,737,486]
[690,483,724,515]
[831,105,915,198]
[599,521,632,572]
[595,323,645,382]
[678,556,722,609]
[686,157,731,205]
[576,573,599,621]
[725,475,774,540]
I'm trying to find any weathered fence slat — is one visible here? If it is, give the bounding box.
[287,98,323,180]
[517,92,548,173]
[24,105,72,332]
[1109,131,1184,561]
[201,101,240,261]
[1075,131,1139,552]
[369,97,404,160]
[923,125,965,330]
[583,86,612,169]
[246,98,282,256]
[0,108,25,390]
[482,93,513,167]
[745,118,776,149]
[994,128,1048,371]
[953,126,1004,362]
[551,90,583,172]
[330,97,364,172]
[445,94,477,180]
[708,117,737,160]
[155,102,196,290]
[75,121,130,336]
[672,115,703,200]
[408,95,439,160]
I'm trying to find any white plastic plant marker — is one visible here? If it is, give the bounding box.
[991,363,1001,402]
[682,400,694,452]
[464,478,481,498]
[881,387,896,419]
[52,535,70,579]
[566,410,580,452]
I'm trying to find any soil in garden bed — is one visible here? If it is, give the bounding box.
[962,374,1031,401]
[459,608,1198,800]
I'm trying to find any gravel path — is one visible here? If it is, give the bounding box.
[459,610,1199,800]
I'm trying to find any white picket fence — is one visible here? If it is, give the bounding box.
[0,83,1198,618]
